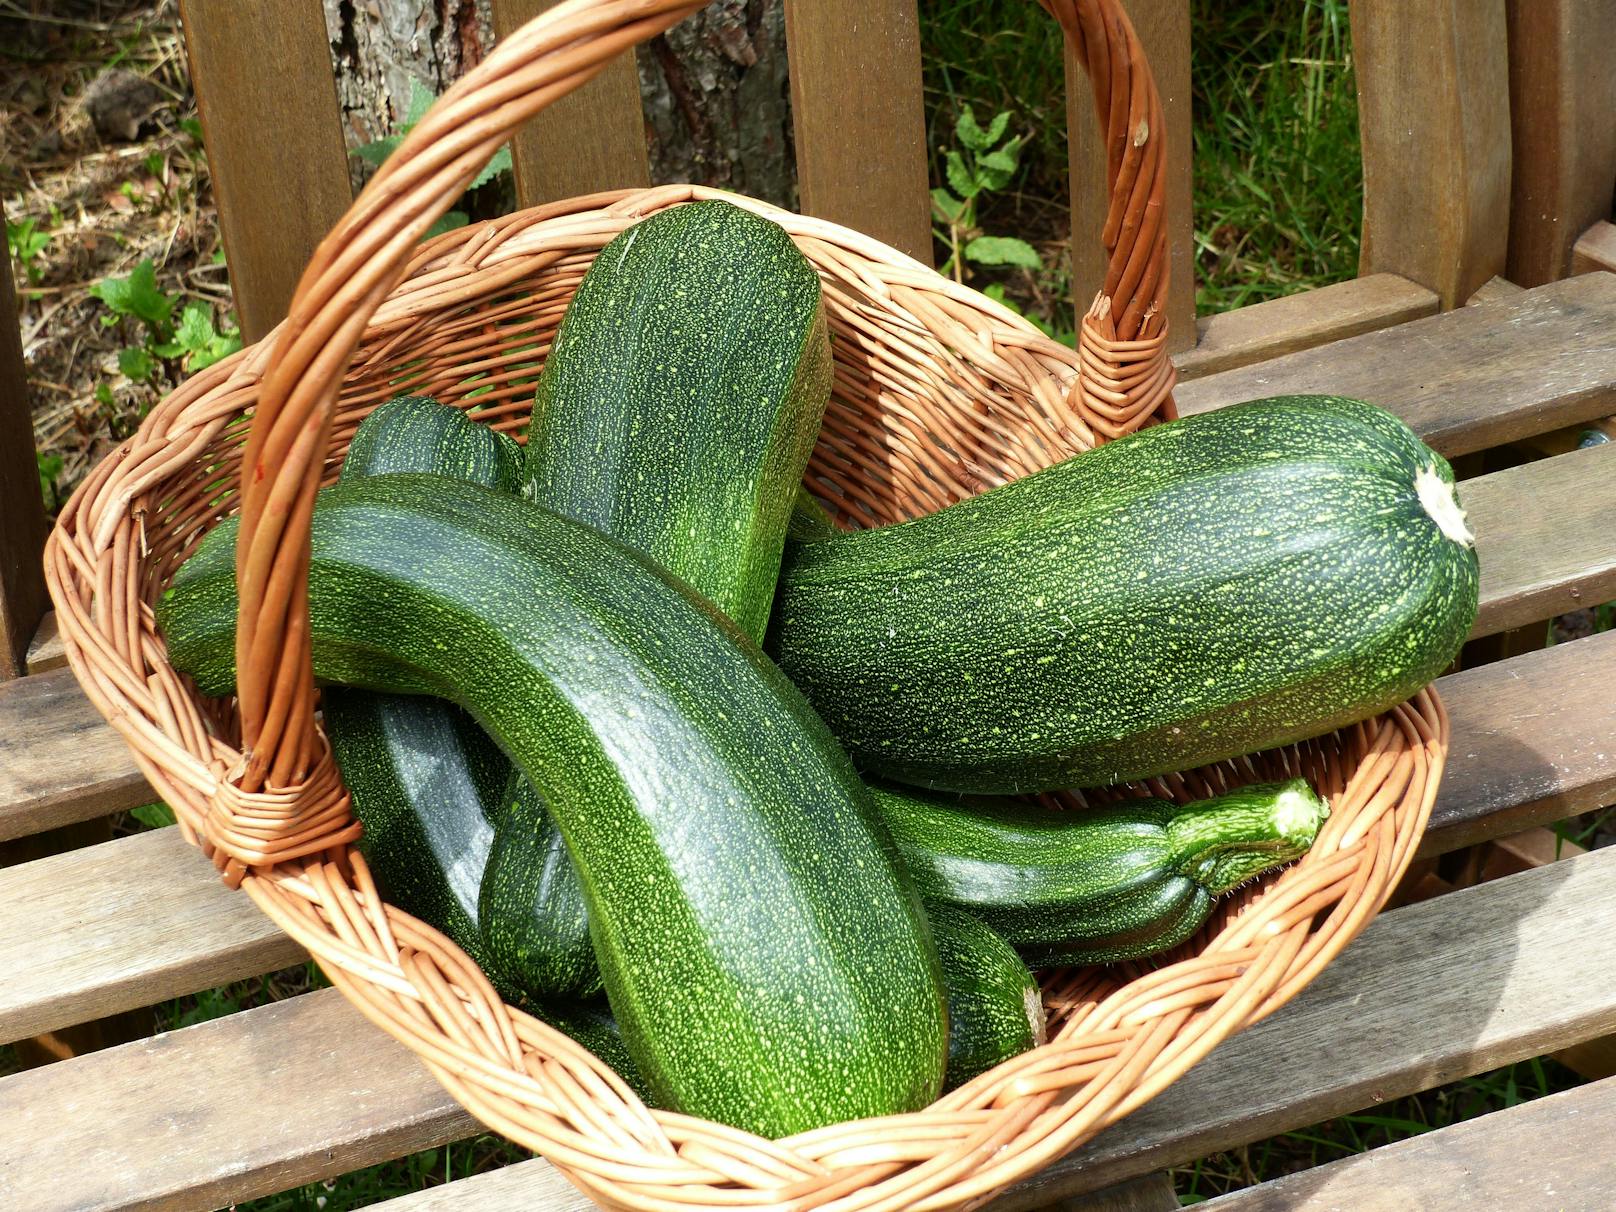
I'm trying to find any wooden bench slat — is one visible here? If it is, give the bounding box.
[7,842,1616,1212]
[1174,275,1439,382]
[6,624,1614,1046]
[0,826,303,1045]
[1199,1071,1616,1211]
[1176,273,1616,456]
[493,0,651,207]
[24,610,66,675]
[0,200,50,681]
[784,0,931,264]
[1573,219,1616,276]
[0,666,152,843]
[177,0,354,342]
[1467,441,1616,639]
[1425,626,1616,856]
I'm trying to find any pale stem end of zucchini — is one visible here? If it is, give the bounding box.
[1416,463,1475,548]
[1166,778,1328,895]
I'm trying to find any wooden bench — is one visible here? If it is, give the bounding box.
[3,1,1616,1208]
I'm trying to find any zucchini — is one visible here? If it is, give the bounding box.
[873,779,1327,966]
[323,395,525,982]
[523,199,832,640]
[929,905,1045,1089]
[157,474,947,1137]
[342,394,524,491]
[479,773,600,1000]
[770,395,1480,793]
[532,1001,654,1103]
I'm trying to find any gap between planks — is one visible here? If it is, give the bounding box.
[9,842,1616,1211]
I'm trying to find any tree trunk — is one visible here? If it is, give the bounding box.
[635,0,794,209]
[322,0,495,187]
[323,0,794,206]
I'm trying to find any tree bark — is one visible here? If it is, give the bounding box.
[635,0,794,209]
[323,0,794,206]
[322,0,495,186]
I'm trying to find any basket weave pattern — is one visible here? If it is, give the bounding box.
[46,0,1445,1207]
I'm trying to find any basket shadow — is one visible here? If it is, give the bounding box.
[993,733,1582,1207]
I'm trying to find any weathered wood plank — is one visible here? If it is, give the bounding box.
[1048,1173,1180,1212]
[1065,0,1195,352]
[0,826,303,1046]
[1573,220,1616,275]
[1466,442,1616,639]
[1198,1072,1616,1211]
[1175,274,1616,456]
[1174,275,1439,382]
[178,0,353,341]
[0,986,479,1212]
[0,666,151,842]
[492,0,650,207]
[23,610,64,674]
[995,843,1616,1207]
[366,1157,600,1211]
[10,842,1616,1212]
[1352,0,1512,308]
[0,201,49,681]
[1504,0,1616,287]
[785,0,930,264]
[1423,627,1616,857]
[1464,274,1525,307]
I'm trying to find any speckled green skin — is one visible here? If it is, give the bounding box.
[323,692,508,976]
[772,395,1480,793]
[531,1001,654,1103]
[928,905,1043,1090]
[523,200,832,642]
[324,395,525,988]
[873,779,1327,966]
[156,475,947,1138]
[343,394,525,492]
[480,773,601,1000]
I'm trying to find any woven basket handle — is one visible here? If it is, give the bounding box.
[229,0,1176,800]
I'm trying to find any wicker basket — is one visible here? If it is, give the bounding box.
[46,0,1446,1206]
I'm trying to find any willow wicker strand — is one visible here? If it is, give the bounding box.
[46,0,1446,1207]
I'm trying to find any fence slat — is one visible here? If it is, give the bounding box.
[1504,0,1616,286]
[785,0,931,264]
[1065,0,1195,353]
[492,0,650,207]
[1351,0,1512,309]
[0,203,49,680]
[178,0,354,342]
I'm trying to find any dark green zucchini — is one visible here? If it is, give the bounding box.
[930,905,1045,1089]
[343,394,524,491]
[324,394,525,982]
[479,773,600,1000]
[532,1001,654,1103]
[771,395,1480,793]
[157,475,947,1137]
[873,779,1328,966]
[523,199,832,640]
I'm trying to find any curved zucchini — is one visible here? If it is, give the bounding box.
[343,394,524,491]
[157,475,947,1137]
[771,395,1480,793]
[874,779,1328,966]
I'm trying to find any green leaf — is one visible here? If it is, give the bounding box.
[130,801,177,829]
[470,145,512,191]
[978,144,1021,178]
[118,346,156,381]
[981,110,1011,148]
[95,383,115,407]
[36,452,62,506]
[180,116,204,143]
[352,135,401,169]
[963,235,1043,269]
[90,260,174,337]
[981,282,1025,315]
[930,187,967,224]
[175,300,216,352]
[955,104,989,151]
[945,150,975,201]
[404,77,437,127]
